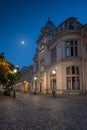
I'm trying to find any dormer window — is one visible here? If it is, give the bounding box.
[62,23,66,29]
[85,27,87,32]
[69,22,74,30]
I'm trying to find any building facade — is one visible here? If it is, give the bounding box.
[32,17,87,95]
[20,65,34,93]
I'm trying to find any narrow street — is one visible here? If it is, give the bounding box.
[0,93,87,130]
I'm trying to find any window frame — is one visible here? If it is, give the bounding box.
[65,40,78,57]
[66,66,80,90]
[51,47,57,64]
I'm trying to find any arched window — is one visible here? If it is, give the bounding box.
[66,66,80,90]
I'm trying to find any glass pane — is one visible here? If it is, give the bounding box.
[72,66,75,74]
[75,41,77,46]
[71,47,74,56]
[50,79,53,89]
[75,47,78,56]
[65,41,70,46]
[66,47,70,56]
[67,77,71,90]
[72,77,76,90]
[69,22,74,30]
[51,47,56,63]
[70,41,73,46]
[66,67,70,74]
[77,77,80,90]
[76,67,79,74]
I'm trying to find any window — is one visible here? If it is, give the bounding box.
[66,66,80,90]
[85,45,87,57]
[51,47,57,63]
[40,45,44,58]
[36,61,38,70]
[66,67,70,74]
[69,22,74,30]
[67,77,71,90]
[65,40,78,57]
[76,22,80,28]
[62,23,66,29]
[50,73,56,90]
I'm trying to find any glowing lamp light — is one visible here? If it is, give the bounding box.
[34,77,37,80]
[14,69,17,73]
[52,70,56,74]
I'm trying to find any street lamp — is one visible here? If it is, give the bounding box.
[52,70,56,97]
[13,68,17,98]
[14,69,17,73]
[34,76,37,95]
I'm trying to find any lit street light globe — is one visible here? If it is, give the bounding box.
[14,69,17,73]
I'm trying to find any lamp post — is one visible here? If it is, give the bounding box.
[13,68,17,98]
[34,76,37,95]
[52,70,56,97]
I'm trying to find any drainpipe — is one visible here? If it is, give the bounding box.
[81,29,85,94]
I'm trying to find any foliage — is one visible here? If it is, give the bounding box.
[0,53,21,92]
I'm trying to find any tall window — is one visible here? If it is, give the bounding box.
[36,60,38,70]
[65,40,78,57]
[51,47,57,63]
[85,45,87,57]
[50,73,56,90]
[66,66,80,90]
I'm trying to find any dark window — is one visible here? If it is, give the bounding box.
[50,79,53,89]
[71,47,74,56]
[66,66,80,90]
[72,66,75,74]
[76,67,79,74]
[69,22,74,30]
[86,45,87,56]
[51,47,56,63]
[72,77,76,89]
[67,77,71,90]
[77,77,80,90]
[66,67,70,74]
[65,40,78,57]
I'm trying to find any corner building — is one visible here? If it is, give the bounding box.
[32,17,87,95]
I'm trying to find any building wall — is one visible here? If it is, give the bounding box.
[32,17,87,95]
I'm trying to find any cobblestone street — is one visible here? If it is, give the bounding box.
[0,93,87,130]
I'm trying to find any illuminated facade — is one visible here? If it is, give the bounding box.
[20,66,33,93]
[32,17,87,95]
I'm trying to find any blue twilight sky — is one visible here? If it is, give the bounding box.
[0,0,87,69]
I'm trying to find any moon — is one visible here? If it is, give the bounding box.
[21,40,25,45]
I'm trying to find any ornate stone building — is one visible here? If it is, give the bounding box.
[32,17,87,95]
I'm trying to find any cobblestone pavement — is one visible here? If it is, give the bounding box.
[0,93,87,130]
